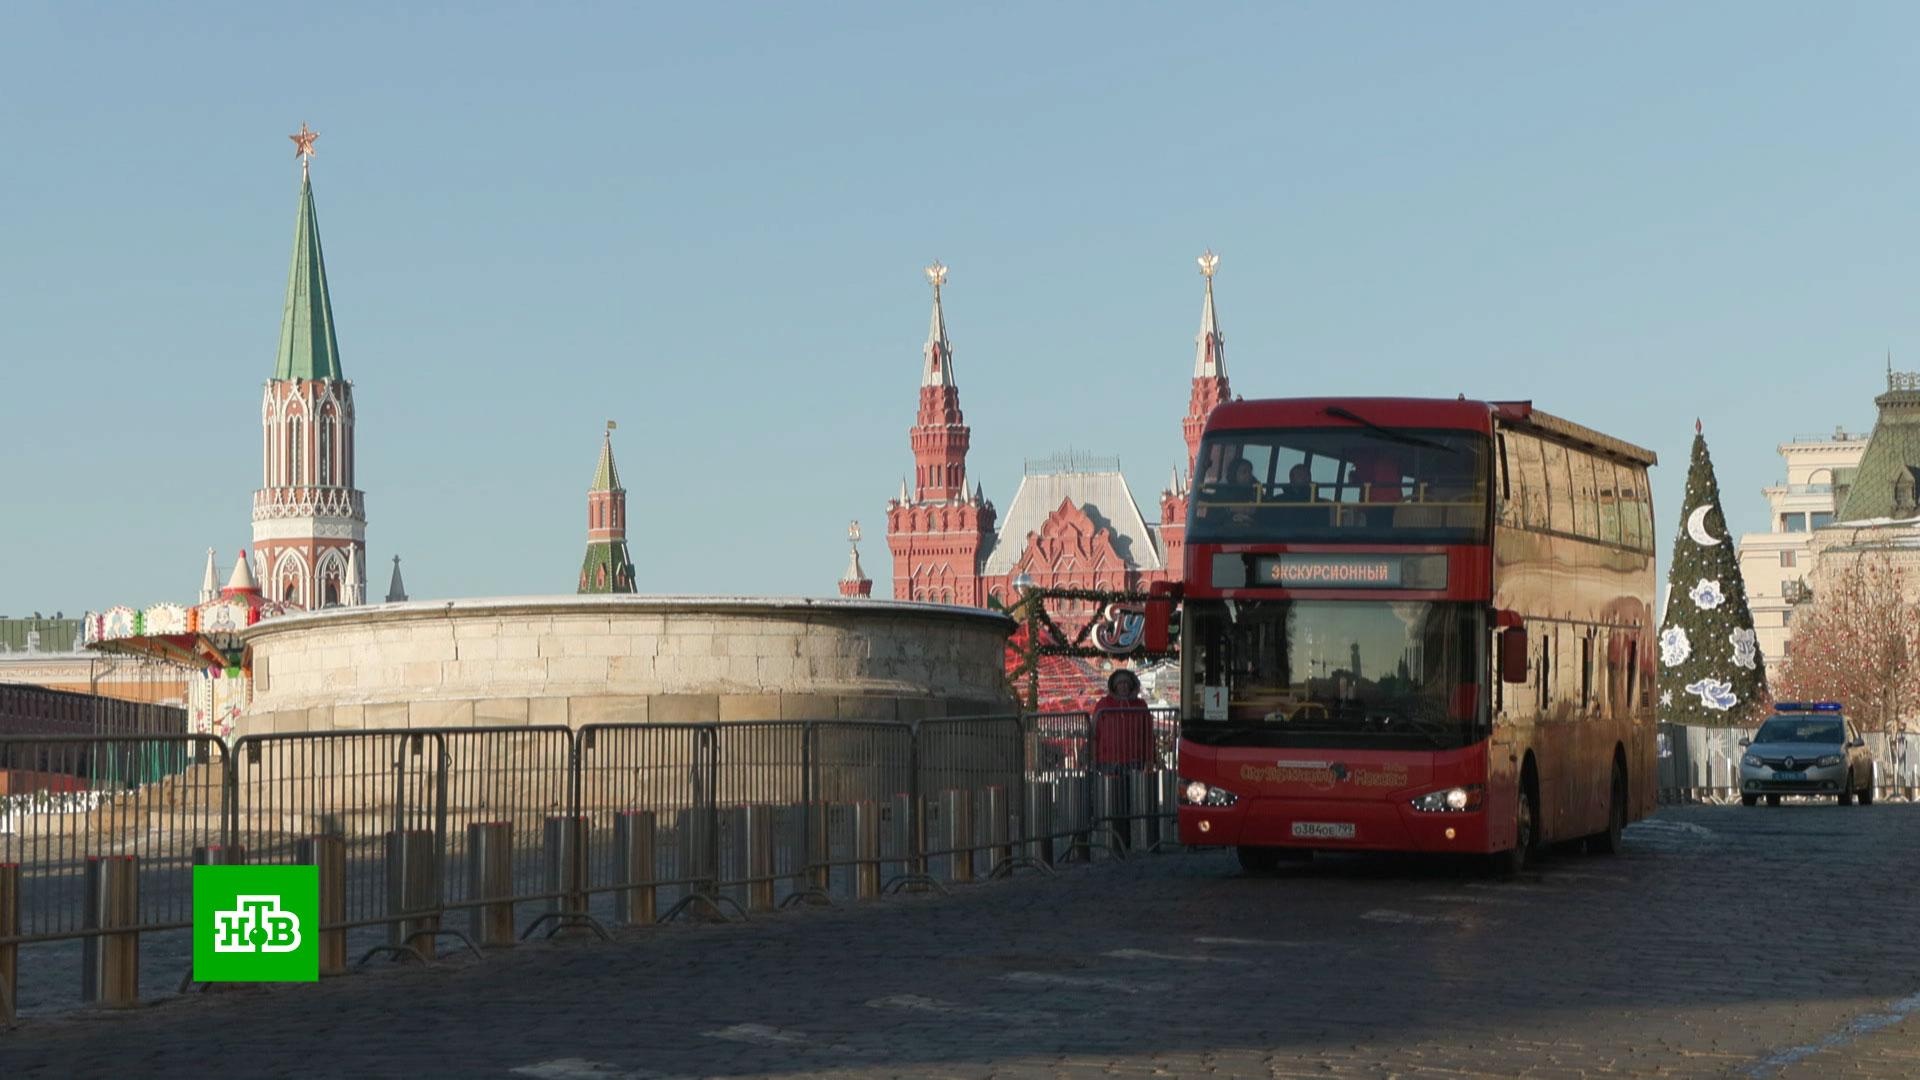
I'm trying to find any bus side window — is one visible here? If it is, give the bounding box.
[1597,462,1621,545]
[1542,442,1574,534]
[1512,434,1549,529]
[1495,433,1522,527]
[1537,631,1551,713]
[1626,637,1640,709]
[1570,451,1598,539]
[1637,469,1657,553]
[1581,631,1593,712]
[1492,632,1505,715]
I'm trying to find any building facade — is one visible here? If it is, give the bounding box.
[1803,370,1920,603]
[883,253,1232,607]
[251,126,367,609]
[1734,428,1868,663]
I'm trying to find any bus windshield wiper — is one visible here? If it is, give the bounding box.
[1324,406,1457,454]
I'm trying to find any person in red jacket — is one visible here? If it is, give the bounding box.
[1093,668,1156,852]
[1093,669,1155,769]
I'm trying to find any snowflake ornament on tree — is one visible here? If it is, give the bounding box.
[1683,677,1739,712]
[1659,689,1674,708]
[1688,579,1726,610]
[1729,628,1758,671]
[1660,626,1692,667]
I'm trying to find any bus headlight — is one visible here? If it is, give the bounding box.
[1182,780,1239,807]
[1411,785,1484,813]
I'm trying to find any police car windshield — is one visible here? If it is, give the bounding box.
[1754,718,1844,745]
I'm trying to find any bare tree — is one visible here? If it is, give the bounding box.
[1777,554,1920,734]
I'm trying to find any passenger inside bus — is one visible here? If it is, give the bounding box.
[1353,453,1404,503]
[1278,463,1313,502]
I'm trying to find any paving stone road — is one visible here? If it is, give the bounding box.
[5,802,1920,1078]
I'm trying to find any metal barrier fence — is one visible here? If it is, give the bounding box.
[1658,723,1920,803]
[0,712,1182,1017]
[0,683,188,740]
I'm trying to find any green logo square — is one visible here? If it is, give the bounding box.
[192,865,320,983]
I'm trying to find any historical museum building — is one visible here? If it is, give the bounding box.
[884,253,1232,606]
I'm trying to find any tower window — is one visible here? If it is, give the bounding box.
[319,416,334,485]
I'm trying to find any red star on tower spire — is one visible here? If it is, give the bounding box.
[290,122,318,177]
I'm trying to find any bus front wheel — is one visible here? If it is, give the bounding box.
[1491,771,1538,877]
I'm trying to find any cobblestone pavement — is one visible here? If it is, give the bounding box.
[6,803,1920,1078]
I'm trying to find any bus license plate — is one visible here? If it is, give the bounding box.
[1292,822,1355,840]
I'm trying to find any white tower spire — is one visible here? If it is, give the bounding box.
[199,548,220,604]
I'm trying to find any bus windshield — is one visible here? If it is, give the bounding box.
[1182,599,1485,750]
[1190,427,1488,543]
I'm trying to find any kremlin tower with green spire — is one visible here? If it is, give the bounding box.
[251,123,367,608]
[579,423,635,593]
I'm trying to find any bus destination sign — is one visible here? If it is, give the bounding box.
[1255,554,1405,588]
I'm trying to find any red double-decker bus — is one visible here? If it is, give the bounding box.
[1149,397,1658,873]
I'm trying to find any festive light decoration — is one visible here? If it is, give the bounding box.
[1657,423,1767,724]
[995,586,1179,710]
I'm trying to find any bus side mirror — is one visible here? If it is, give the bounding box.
[1498,625,1529,684]
[1145,580,1182,653]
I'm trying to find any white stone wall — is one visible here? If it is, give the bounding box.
[237,596,1015,735]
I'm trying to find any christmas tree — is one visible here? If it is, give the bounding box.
[1657,420,1768,724]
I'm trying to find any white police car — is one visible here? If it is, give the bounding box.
[1739,702,1875,806]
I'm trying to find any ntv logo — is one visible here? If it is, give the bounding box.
[213,894,302,953]
[193,865,319,982]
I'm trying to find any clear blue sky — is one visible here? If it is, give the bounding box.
[4,2,1916,614]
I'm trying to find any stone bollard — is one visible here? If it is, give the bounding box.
[806,802,832,895]
[1,862,17,1021]
[1024,782,1055,867]
[943,789,974,883]
[192,844,247,866]
[612,810,657,925]
[1155,771,1180,850]
[982,785,1011,872]
[466,822,515,947]
[887,792,923,880]
[1095,773,1126,856]
[852,801,881,899]
[1129,771,1157,852]
[296,835,347,975]
[542,816,588,921]
[744,805,776,913]
[384,829,440,957]
[1062,773,1092,862]
[81,855,139,1006]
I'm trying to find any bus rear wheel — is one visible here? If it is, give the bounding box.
[1586,760,1627,855]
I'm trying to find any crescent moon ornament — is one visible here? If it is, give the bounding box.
[1686,505,1723,546]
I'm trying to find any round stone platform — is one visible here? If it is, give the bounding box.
[236,595,1016,734]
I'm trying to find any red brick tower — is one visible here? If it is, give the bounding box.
[253,124,366,609]
[838,522,873,598]
[579,423,635,593]
[1158,250,1232,574]
[885,262,997,604]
